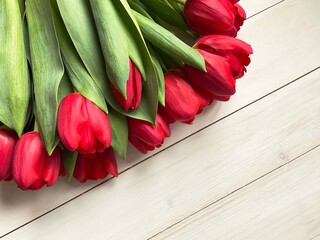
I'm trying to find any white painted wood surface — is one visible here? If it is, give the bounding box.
[3,54,320,240]
[153,146,320,240]
[241,0,282,17]
[1,0,320,239]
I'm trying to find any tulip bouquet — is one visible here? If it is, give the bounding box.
[0,0,252,190]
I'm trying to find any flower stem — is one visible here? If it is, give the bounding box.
[34,120,39,132]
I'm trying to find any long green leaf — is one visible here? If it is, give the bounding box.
[58,0,152,124]
[117,2,146,80]
[151,15,197,46]
[167,0,184,15]
[109,109,128,159]
[54,0,155,124]
[56,0,110,98]
[139,0,187,29]
[90,0,129,97]
[115,0,160,124]
[153,44,179,69]
[62,149,78,181]
[18,0,25,17]
[147,44,165,106]
[51,0,108,114]
[0,0,30,136]
[127,0,153,19]
[22,13,30,62]
[58,73,74,104]
[133,10,206,71]
[26,0,64,154]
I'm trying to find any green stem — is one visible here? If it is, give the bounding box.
[34,119,39,132]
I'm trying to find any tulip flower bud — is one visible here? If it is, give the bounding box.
[184,0,234,36]
[57,93,112,154]
[12,132,61,190]
[195,35,253,79]
[185,49,236,97]
[215,3,246,37]
[234,4,246,32]
[190,85,215,113]
[0,128,18,181]
[111,59,142,112]
[128,114,171,154]
[73,148,118,183]
[160,68,201,124]
[184,0,246,37]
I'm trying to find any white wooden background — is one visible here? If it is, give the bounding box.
[1,0,320,239]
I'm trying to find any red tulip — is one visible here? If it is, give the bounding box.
[195,35,253,78]
[212,94,231,102]
[190,85,216,113]
[57,93,112,154]
[185,49,236,97]
[214,3,246,37]
[0,128,18,181]
[128,114,171,154]
[184,0,246,36]
[160,68,201,124]
[111,59,142,112]
[73,148,118,183]
[234,4,246,32]
[12,132,61,190]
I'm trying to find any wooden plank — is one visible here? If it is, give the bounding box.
[241,0,283,17]
[3,59,320,239]
[2,0,320,236]
[153,146,320,240]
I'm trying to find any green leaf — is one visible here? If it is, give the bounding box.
[90,0,129,98]
[0,0,30,136]
[167,0,184,15]
[26,0,64,154]
[119,11,146,80]
[18,0,25,17]
[151,15,197,46]
[54,0,155,124]
[133,10,206,72]
[51,0,108,114]
[139,0,187,29]
[56,0,110,99]
[127,0,153,19]
[58,73,74,104]
[147,44,165,106]
[62,149,78,181]
[52,0,154,122]
[108,109,128,159]
[150,46,168,72]
[22,14,30,63]
[153,45,179,70]
[114,0,160,124]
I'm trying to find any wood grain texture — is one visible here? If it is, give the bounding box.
[2,0,320,238]
[153,146,320,240]
[3,56,320,240]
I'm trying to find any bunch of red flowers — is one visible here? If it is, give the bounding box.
[0,0,252,190]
